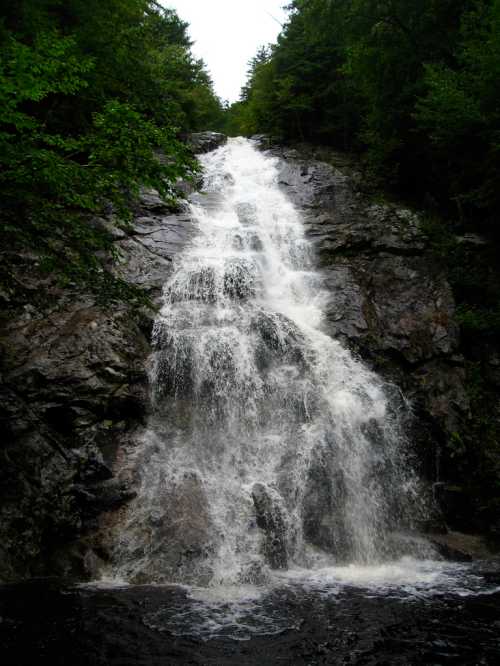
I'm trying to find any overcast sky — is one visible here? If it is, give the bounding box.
[163,1,288,103]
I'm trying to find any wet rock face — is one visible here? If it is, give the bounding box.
[302,448,349,559]
[266,143,468,466]
[126,472,214,585]
[113,207,195,297]
[322,257,459,363]
[0,186,198,582]
[186,132,228,154]
[252,483,288,569]
[0,296,151,579]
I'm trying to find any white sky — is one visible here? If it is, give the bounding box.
[162,1,288,103]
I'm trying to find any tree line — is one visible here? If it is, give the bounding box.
[0,0,224,301]
[228,0,500,234]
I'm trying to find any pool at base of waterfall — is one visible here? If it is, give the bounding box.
[2,559,500,665]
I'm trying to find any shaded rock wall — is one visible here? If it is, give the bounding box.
[0,200,187,581]
[265,143,470,493]
[1,132,494,581]
[0,133,229,581]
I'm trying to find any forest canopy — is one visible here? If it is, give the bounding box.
[0,0,224,301]
[228,0,500,235]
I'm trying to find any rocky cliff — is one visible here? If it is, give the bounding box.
[263,141,498,543]
[0,132,496,582]
[0,133,226,581]
[268,144,467,452]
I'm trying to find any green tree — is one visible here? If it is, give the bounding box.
[416,0,500,226]
[0,0,223,301]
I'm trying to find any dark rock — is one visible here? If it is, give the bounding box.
[427,529,494,561]
[186,132,227,154]
[433,483,474,531]
[263,143,469,477]
[112,211,195,299]
[76,479,137,515]
[251,310,307,373]
[121,471,214,585]
[223,258,258,299]
[302,447,349,558]
[0,299,151,580]
[0,185,195,581]
[430,538,473,562]
[74,448,113,483]
[252,483,288,569]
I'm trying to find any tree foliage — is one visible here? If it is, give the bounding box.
[233,0,500,229]
[0,0,224,301]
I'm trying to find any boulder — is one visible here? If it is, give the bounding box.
[111,471,215,585]
[186,132,227,154]
[302,447,349,559]
[252,483,288,569]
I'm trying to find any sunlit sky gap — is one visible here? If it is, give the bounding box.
[162,1,288,103]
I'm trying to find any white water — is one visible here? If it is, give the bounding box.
[90,559,500,642]
[105,137,434,587]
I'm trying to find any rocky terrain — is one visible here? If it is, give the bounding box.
[264,140,498,546]
[0,131,496,582]
[268,144,465,455]
[0,133,226,581]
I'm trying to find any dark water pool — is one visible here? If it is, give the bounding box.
[1,560,500,665]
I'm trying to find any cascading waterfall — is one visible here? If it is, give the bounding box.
[106,138,433,586]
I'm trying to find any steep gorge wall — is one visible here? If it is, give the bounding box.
[0,133,495,581]
[268,144,466,454]
[0,134,225,581]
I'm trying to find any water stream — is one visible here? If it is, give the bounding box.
[2,139,499,663]
[105,137,433,591]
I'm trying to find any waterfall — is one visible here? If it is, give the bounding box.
[105,138,432,586]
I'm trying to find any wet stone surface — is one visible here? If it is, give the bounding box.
[263,142,467,442]
[0,187,197,581]
[1,575,500,665]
